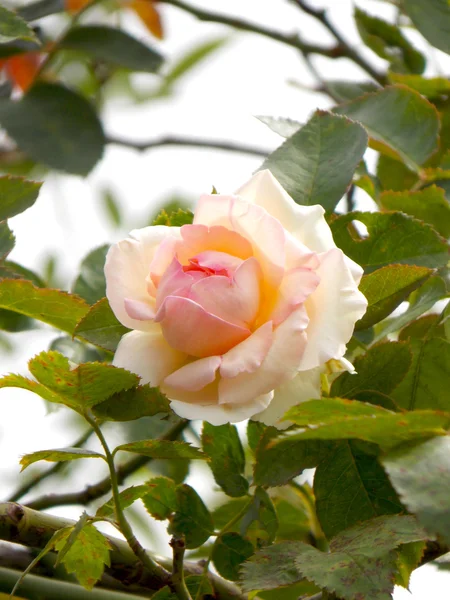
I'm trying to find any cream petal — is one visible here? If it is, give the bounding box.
[124,298,156,321]
[163,356,222,392]
[105,226,180,331]
[169,392,273,425]
[269,267,320,325]
[299,248,368,371]
[220,321,273,379]
[113,328,187,386]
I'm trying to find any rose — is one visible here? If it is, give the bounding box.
[105,170,367,427]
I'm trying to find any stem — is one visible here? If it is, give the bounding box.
[106,135,269,158]
[26,420,188,511]
[170,537,192,600]
[85,413,170,588]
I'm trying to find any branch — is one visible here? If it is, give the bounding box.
[26,420,188,511]
[0,503,246,600]
[170,536,192,600]
[106,135,269,157]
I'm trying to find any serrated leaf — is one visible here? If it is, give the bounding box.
[261,110,367,211]
[395,541,426,588]
[404,0,450,55]
[357,265,432,330]
[72,245,108,305]
[0,175,41,220]
[330,211,449,272]
[0,5,38,44]
[20,447,104,471]
[212,497,250,531]
[388,73,450,99]
[0,260,44,287]
[96,484,149,518]
[0,82,105,175]
[399,314,445,341]
[283,398,449,449]
[142,476,178,520]
[0,222,15,260]
[54,523,111,590]
[314,441,403,538]
[115,439,205,460]
[241,488,278,546]
[383,437,450,545]
[247,420,267,454]
[169,483,214,548]
[60,25,163,72]
[0,279,89,332]
[257,116,301,138]
[74,297,130,352]
[93,383,170,421]
[324,80,379,103]
[212,532,254,581]
[331,342,411,409]
[152,207,193,226]
[334,85,439,171]
[202,422,248,498]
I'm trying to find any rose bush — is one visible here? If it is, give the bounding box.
[105,170,367,426]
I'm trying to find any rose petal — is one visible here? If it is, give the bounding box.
[177,224,253,264]
[155,296,251,357]
[169,392,273,425]
[218,306,309,405]
[163,356,222,391]
[268,267,320,325]
[105,226,180,331]
[156,257,202,310]
[113,327,187,386]
[220,321,273,379]
[251,367,322,428]
[124,298,156,321]
[299,248,368,371]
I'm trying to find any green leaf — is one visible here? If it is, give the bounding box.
[0,222,15,260]
[54,523,111,590]
[142,476,178,520]
[377,154,418,191]
[392,337,450,411]
[383,437,450,545]
[247,420,267,454]
[114,439,205,460]
[283,398,450,449]
[49,335,104,364]
[314,441,403,538]
[357,265,433,330]
[261,110,367,211]
[151,576,213,600]
[202,423,248,498]
[323,80,379,103]
[20,447,104,471]
[74,297,130,352]
[404,0,450,55]
[355,7,425,74]
[96,484,149,518]
[0,279,89,333]
[0,82,105,175]
[152,207,193,226]
[330,211,449,272]
[388,73,450,99]
[0,175,42,220]
[0,260,44,287]
[72,245,108,305]
[212,497,250,531]
[169,483,214,548]
[101,188,122,228]
[380,186,450,238]
[330,342,411,409]
[60,25,163,73]
[257,116,301,138]
[334,85,439,171]
[93,383,170,421]
[163,38,227,89]
[395,541,426,588]
[399,314,446,341]
[0,5,38,44]
[241,488,278,546]
[212,532,254,581]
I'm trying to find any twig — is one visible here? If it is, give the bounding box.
[170,536,192,600]
[26,420,188,511]
[106,135,269,157]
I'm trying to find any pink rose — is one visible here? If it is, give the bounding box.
[105,171,367,427]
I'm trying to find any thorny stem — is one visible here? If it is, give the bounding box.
[84,412,170,587]
[170,536,193,600]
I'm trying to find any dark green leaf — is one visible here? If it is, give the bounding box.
[389,73,450,98]
[96,484,149,518]
[398,314,446,341]
[0,175,41,220]
[261,110,367,211]
[241,488,278,546]
[72,245,108,305]
[115,440,205,460]
[357,265,433,330]
[247,420,267,454]
[17,0,65,22]
[0,279,89,333]
[60,26,163,72]
[404,0,450,55]
[383,437,450,545]
[0,222,14,260]
[0,261,44,287]
[212,497,250,531]
[142,476,178,520]
[334,86,439,171]
[212,532,254,581]
[93,384,170,421]
[0,308,33,332]
[20,447,104,471]
[151,576,213,600]
[380,186,450,238]
[377,154,418,191]
[202,423,248,498]
[330,211,449,272]
[0,5,38,44]
[169,483,214,548]
[74,297,130,352]
[314,441,403,538]
[152,207,193,226]
[0,82,105,175]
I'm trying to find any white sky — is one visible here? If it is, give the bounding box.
[1,0,450,597]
